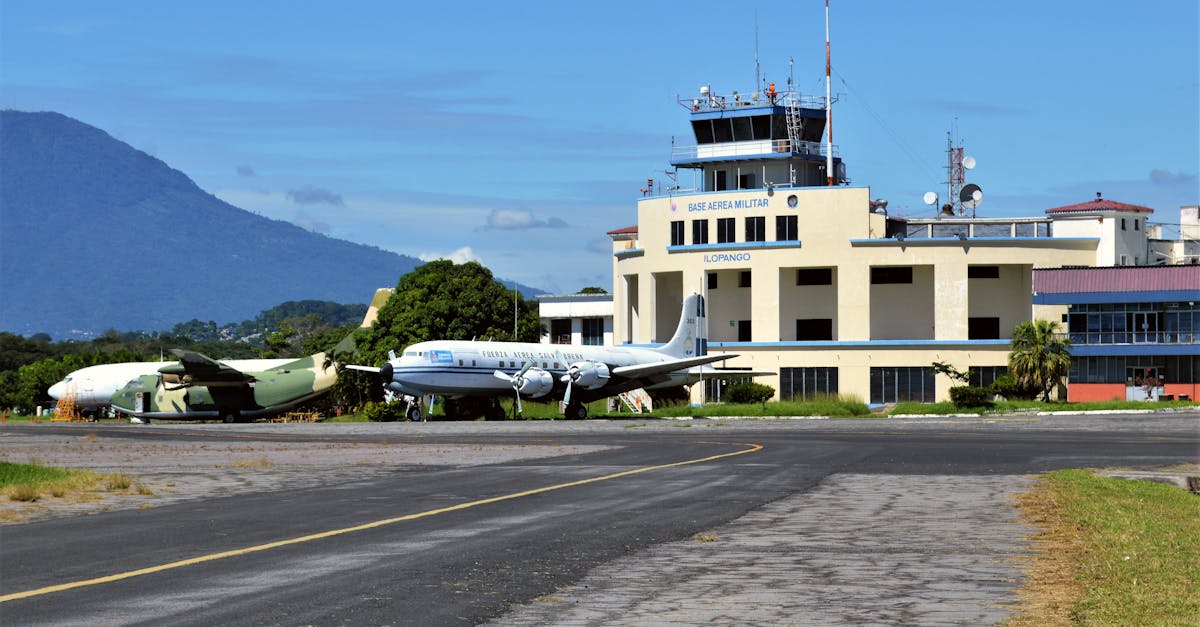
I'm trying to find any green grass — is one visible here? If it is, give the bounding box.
[890,399,1199,415]
[0,461,100,502]
[1009,469,1200,626]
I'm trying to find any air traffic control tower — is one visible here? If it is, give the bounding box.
[669,83,844,191]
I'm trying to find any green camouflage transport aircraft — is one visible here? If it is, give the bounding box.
[109,349,338,423]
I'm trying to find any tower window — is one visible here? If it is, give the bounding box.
[745,216,766,242]
[776,215,798,240]
[716,218,735,243]
[670,220,685,246]
[692,219,709,244]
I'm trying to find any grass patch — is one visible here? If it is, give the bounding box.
[1007,469,1200,626]
[891,399,1199,416]
[646,395,871,418]
[0,461,100,502]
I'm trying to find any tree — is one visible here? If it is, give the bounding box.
[1008,319,1072,402]
[577,286,608,294]
[356,261,541,366]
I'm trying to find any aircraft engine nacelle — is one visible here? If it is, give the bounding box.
[516,368,555,398]
[568,361,611,390]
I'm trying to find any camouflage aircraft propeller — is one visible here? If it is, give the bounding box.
[109,348,340,423]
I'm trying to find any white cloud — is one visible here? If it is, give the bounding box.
[418,246,482,265]
[482,208,568,230]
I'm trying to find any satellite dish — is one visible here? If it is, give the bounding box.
[962,155,976,170]
[923,191,938,206]
[960,183,983,209]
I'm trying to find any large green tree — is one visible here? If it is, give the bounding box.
[355,260,542,369]
[1008,319,1072,402]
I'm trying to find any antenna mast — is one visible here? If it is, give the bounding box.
[825,0,834,186]
[754,10,761,90]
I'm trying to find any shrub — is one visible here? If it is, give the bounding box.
[949,385,994,409]
[362,400,404,422]
[723,382,776,406]
[990,373,1035,400]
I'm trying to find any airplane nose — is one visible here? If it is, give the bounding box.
[48,381,64,400]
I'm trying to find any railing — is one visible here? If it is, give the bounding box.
[679,90,827,113]
[672,138,834,161]
[1062,331,1199,345]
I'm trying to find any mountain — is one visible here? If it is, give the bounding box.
[0,111,536,337]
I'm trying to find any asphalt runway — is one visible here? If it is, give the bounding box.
[0,414,1196,625]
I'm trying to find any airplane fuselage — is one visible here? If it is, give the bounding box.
[386,340,699,400]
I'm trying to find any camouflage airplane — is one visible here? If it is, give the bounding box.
[109,349,338,423]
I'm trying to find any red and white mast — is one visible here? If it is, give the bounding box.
[824,0,834,186]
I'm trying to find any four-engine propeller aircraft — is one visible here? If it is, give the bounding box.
[351,293,736,420]
[108,349,338,422]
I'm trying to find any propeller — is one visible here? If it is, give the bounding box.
[560,363,580,408]
[493,362,533,415]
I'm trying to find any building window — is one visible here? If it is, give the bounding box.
[692,219,709,244]
[716,218,735,243]
[779,367,839,401]
[670,220,685,246]
[738,172,755,189]
[745,216,766,242]
[714,170,728,191]
[969,366,1007,388]
[968,265,1000,279]
[739,271,751,288]
[549,319,571,344]
[707,272,718,290]
[1121,218,1127,231]
[737,320,752,341]
[776,215,798,240]
[796,268,833,285]
[1134,219,1140,231]
[870,367,936,404]
[968,317,1001,339]
[796,318,833,340]
[581,318,604,346]
[871,267,913,284]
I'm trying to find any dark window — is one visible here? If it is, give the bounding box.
[968,366,1007,388]
[714,170,728,191]
[1134,219,1140,231]
[796,318,833,340]
[968,317,1001,339]
[670,220,685,246]
[707,272,718,290]
[871,267,913,284]
[691,120,714,144]
[713,119,733,143]
[692,219,709,244]
[776,215,798,240]
[738,172,755,189]
[550,319,571,344]
[745,216,766,242]
[779,367,839,401]
[731,116,753,142]
[968,266,1000,279]
[796,268,833,285]
[869,367,936,404]
[582,318,604,346]
[750,115,772,140]
[739,271,751,288]
[737,320,752,341]
[1121,218,1127,231]
[716,218,735,243]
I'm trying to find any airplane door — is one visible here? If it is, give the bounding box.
[134,392,146,413]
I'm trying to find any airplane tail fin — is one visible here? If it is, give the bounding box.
[658,293,708,359]
[360,288,394,328]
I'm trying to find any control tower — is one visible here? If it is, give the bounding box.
[669,83,844,191]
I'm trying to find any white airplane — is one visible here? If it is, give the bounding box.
[48,357,293,417]
[351,293,737,420]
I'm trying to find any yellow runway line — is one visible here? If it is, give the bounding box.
[1,441,762,602]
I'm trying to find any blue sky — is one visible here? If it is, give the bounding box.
[2,1,1197,294]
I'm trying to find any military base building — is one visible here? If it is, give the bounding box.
[606,82,1198,405]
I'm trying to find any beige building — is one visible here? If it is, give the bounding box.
[607,84,1194,405]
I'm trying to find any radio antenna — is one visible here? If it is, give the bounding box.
[754,10,761,90]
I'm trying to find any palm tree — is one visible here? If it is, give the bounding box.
[1008,319,1072,402]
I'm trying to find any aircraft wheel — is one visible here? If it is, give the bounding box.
[566,403,587,420]
[407,406,422,422]
[222,413,237,424]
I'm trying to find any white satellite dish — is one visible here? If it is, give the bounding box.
[923,191,938,206]
[962,155,977,170]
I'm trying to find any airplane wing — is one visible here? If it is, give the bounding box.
[610,353,738,380]
[345,364,382,373]
[158,349,256,385]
